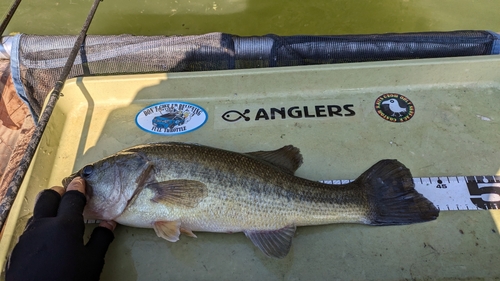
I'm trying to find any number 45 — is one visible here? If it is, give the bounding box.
[436,179,447,189]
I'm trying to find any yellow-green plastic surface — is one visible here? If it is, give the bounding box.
[1,56,500,280]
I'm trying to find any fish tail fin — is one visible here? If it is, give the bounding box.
[354,159,439,225]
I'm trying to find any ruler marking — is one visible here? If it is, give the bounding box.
[429,177,433,184]
[419,177,423,184]
[446,177,450,183]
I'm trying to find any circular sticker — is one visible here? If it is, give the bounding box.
[374,93,415,122]
[135,101,208,135]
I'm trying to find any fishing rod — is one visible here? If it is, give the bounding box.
[0,0,22,36]
[0,0,103,231]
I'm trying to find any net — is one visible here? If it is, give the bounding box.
[10,30,500,121]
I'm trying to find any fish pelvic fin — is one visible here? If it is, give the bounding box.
[180,227,197,238]
[147,180,208,208]
[153,221,181,242]
[246,145,303,174]
[355,159,439,225]
[244,225,296,259]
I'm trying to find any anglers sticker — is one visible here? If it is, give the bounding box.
[221,105,355,123]
[215,102,357,129]
[374,93,415,122]
[135,101,208,135]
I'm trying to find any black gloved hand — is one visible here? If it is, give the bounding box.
[5,178,115,281]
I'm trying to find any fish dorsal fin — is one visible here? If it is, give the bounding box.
[153,221,181,242]
[246,145,303,174]
[147,180,208,208]
[244,225,296,258]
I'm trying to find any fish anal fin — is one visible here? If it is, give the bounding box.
[153,221,181,242]
[147,180,208,208]
[246,145,303,174]
[244,225,296,259]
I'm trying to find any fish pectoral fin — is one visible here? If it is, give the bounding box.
[147,180,208,208]
[244,225,296,259]
[153,221,181,242]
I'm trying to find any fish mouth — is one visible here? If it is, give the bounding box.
[62,172,79,189]
[62,171,94,200]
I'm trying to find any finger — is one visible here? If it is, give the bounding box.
[33,186,64,205]
[33,189,62,219]
[50,186,65,197]
[84,226,115,277]
[58,177,87,218]
[99,220,117,232]
[86,227,115,253]
[66,177,86,195]
[57,190,87,219]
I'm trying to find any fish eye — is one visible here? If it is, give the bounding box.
[81,165,94,178]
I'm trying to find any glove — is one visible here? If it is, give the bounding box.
[5,178,115,281]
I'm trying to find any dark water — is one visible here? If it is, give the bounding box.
[1,0,500,36]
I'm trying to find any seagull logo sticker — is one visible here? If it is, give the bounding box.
[375,93,415,122]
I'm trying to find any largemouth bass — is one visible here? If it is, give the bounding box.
[63,142,439,258]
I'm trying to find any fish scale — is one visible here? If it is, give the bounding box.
[131,143,370,226]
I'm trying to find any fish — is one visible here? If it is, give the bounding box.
[63,142,439,258]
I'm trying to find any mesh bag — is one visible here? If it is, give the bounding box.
[12,30,500,121]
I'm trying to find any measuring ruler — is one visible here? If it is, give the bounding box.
[322,175,500,211]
